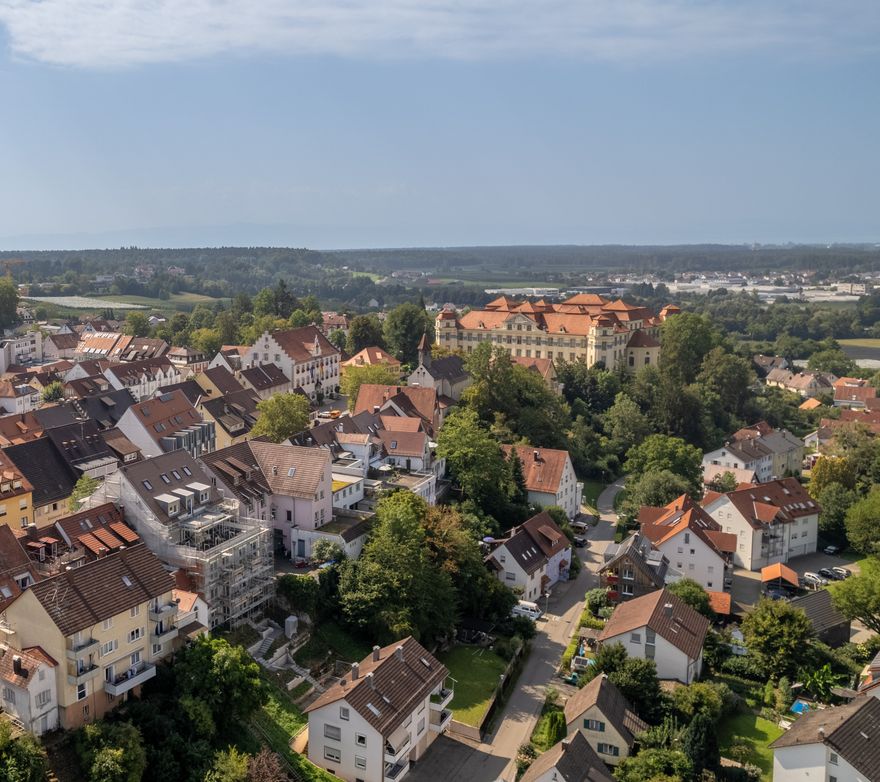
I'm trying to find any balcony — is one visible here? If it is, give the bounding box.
[384,733,411,764]
[429,709,452,733]
[149,602,179,622]
[152,625,179,643]
[384,761,410,781]
[605,573,618,584]
[429,682,454,711]
[103,663,157,696]
[66,637,100,661]
[67,663,101,686]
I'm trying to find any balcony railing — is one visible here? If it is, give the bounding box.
[66,637,100,661]
[429,685,454,711]
[384,761,410,781]
[67,663,101,686]
[384,734,411,764]
[149,602,179,622]
[103,663,157,697]
[152,625,179,643]
[429,709,452,733]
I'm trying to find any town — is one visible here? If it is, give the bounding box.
[0,269,877,782]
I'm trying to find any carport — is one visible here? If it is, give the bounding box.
[761,562,800,591]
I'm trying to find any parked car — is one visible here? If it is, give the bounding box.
[766,588,789,601]
[573,535,589,548]
[831,566,851,579]
[511,600,544,621]
[803,572,828,588]
[818,567,839,580]
[823,545,841,555]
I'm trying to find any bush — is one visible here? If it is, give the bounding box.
[509,615,538,641]
[580,614,605,631]
[720,653,765,681]
[494,635,523,662]
[585,588,609,615]
[763,680,776,708]
[776,676,793,712]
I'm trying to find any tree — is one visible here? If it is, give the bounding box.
[845,489,880,555]
[621,471,691,519]
[346,314,385,354]
[41,380,65,402]
[741,599,813,679]
[76,722,146,782]
[816,482,858,546]
[383,303,434,364]
[69,474,100,511]
[682,712,720,778]
[204,747,249,782]
[706,470,738,494]
[250,393,310,443]
[544,711,567,747]
[585,588,610,616]
[328,329,347,351]
[173,636,268,732]
[660,312,721,385]
[607,657,666,724]
[247,748,288,782]
[190,327,222,357]
[0,277,19,330]
[829,557,880,634]
[555,361,621,414]
[122,310,151,337]
[0,721,47,782]
[624,435,703,497]
[340,364,399,410]
[800,662,845,701]
[614,748,691,782]
[666,579,714,618]
[672,682,725,722]
[603,392,653,456]
[696,347,755,419]
[810,456,856,494]
[808,347,856,377]
[311,538,344,564]
[276,574,320,616]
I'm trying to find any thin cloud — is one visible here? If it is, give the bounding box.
[0,0,877,68]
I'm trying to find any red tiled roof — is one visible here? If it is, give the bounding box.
[501,444,571,494]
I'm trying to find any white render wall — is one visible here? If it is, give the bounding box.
[658,530,726,591]
[602,627,701,684]
[773,742,868,782]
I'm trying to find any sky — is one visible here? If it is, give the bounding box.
[0,0,878,250]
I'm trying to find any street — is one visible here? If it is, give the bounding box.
[407,481,621,782]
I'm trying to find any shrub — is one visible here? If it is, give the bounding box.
[509,615,538,641]
[720,653,764,681]
[585,588,609,615]
[776,676,793,712]
[763,680,776,708]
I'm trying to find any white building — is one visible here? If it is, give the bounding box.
[501,445,583,520]
[305,637,454,782]
[519,732,613,782]
[486,511,572,601]
[241,326,340,402]
[771,696,880,782]
[0,331,43,372]
[702,477,819,571]
[597,589,709,684]
[0,645,59,735]
[104,358,181,401]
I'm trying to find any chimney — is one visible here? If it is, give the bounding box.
[533,449,540,461]
[372,645,381,662]
[366,672,375,689]
[664,602,674,618]
[351,662,360,680]
[395,645,404,661]
[818,725,826,739]
[373,405,380,414]
[12,655,24,677]
[272,466,278,476]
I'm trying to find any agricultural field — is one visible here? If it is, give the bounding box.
[103,292,228,311]
[24,295,148,309]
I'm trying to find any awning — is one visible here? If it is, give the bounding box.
[761,562,799,587]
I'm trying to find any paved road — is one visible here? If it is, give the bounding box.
[408,485,625,782]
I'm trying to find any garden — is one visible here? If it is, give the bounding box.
[440,645,510,727]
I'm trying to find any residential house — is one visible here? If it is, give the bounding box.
[597,588,710,684]
[0,450,34,530]
[771,696,880,782]
[156,379,205,406]
[702,478,820,570]
[44,332,80,361]
[562,673,648,766]
[208,345,248,373]
[833,377,878,410]
[115,390,216,459]
[305,637,454,782]
[100,428,142,465]
[343,347,402,379]
[500,445,583,520]
[0,331,43,373]
[51,502,140,560]
[200,389,261,450]
[407,335,471,403]
[486,511,572,601]
[600,532,670,604]
[103,357,182,401]
[98,451,273,628]
[45,419,120,481]
[167,346,209,375]
[702,464,757,488]
[320,312,350,337]
[64,359,110,382]
[519,732,613,782]
[511,355,563,394]
[115,337,169,363]
[194,365,245,399]
[238,363,292,400]
[70,389,137,431]
[354,385,440,435]
[0,645,59,735]
[0,524,37,610]
[752,354,789,377]
[4,438,78,528]
[0,412,44,446]
[789,589,851,648]
[766,368,837,398]
[375,430,432,473]
[241,326,340,402]
[731,421,804,478]
[638,495,735,592]
[1,544,176,729]
[0,380,41,416]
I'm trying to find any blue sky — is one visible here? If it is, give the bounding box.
[0,1,878,250]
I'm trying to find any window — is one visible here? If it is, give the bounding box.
[142,480,153,491]
[355,756,366,770]
[630,633,641,644]
[323,747,341,763]
[128,627,143,643]
[130,606,140,617]
[182,466,192,476]
[583,719,605,732]
[36,689,51,707]
[2,686,14,703]
[597,743,619,757]
[339,706,350,721]
[622,567,634,580]
[418,717,426,734]
[621,584,633,596]
[102,618,113,631]
[152,643,162,655]
[829,753,838,765]
[100,640,118,657]
[130,651,141,666]
[355,733,366,746]
[77,683,87,701]
[324,724,341,741]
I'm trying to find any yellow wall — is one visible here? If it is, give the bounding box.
[0,489,34,529]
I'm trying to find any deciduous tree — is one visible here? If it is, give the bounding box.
[383,303,434,364]
[346,314,385,354]
[624,434,703,497]
[845,489,880,555]
[250,393,310,443]
[666,579,713,618]
[829,557,880,634]
[340,364,399,410]
[741,599,813,679]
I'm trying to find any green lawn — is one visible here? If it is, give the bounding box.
[717,712,784,780]
[103,292,228,311]
[580,480,604,513]
[293,621,372,670]
[840,338,880,349]
[440,646,508,727]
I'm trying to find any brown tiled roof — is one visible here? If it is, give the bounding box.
[0,525,36,612]
[23,544,174,637]
[0,412,44,446]
[104,357,176,386]
[354,385,438,430]
[501,444,570,494]
[723,477,820,529]
[248,441,329,498]
[127,389,203,443]
[638,494,733,557]
[0,645,57,688]
[270,326,338,362]
[378,415,423,433]
[53,502,138,556]
[511,356,555,380]
[834,385,877,405]
[201,366,246,395]
[377,429,426,459]
[239,363,289,391]
[770,697,880,780]
[598,588,710,662]
[46,332,80,350]
[519,731,613,782]
[101,428,141,458]
[626,329,660,348]
[563,673,648,745]
[343,347,401,369]
[305,637,447,736]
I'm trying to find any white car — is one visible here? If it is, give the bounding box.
[803,572,828,588]
[511,601,544,621]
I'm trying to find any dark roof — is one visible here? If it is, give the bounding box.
[240,363,289,391]
[626,329,660,348]
[422,354,469,384]
[202,366,245,396]
[563,673,648,746]
[44,419,116,472]
[497,511,571,575]
[23,544,174,638]
[270,325,338,362]
[202,389,261,438]
[74,389,137,430]
[32,403,81,430]
[121,451,220,523]
[789,589,849,636]
[157,380,205,406]
[200,441,271,506]
[0,525,36,612]
[600,532,668,588]
[519,731,613,782]
[4,438,78,506]
[771,696,880,780]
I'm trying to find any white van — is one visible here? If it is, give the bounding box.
[511,600,543,621]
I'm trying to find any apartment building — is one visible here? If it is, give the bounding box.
[501,445,583,520]
[103,357,181,401]
[0,331,43,373]
[241,325,340,402]
[115,389,216,459]
[702,422,804,483]
[0,450,34,530]
[5,438,78,528]
[200,389,261,450]
[102,451,273,628]
[305,637,454,782]
[702,477,820,570]
[435,294,676,372]
[0,380,41,416]
[1,544,176,729]
[353,385,441,436]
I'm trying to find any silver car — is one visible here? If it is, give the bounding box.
[803,571,828,588]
